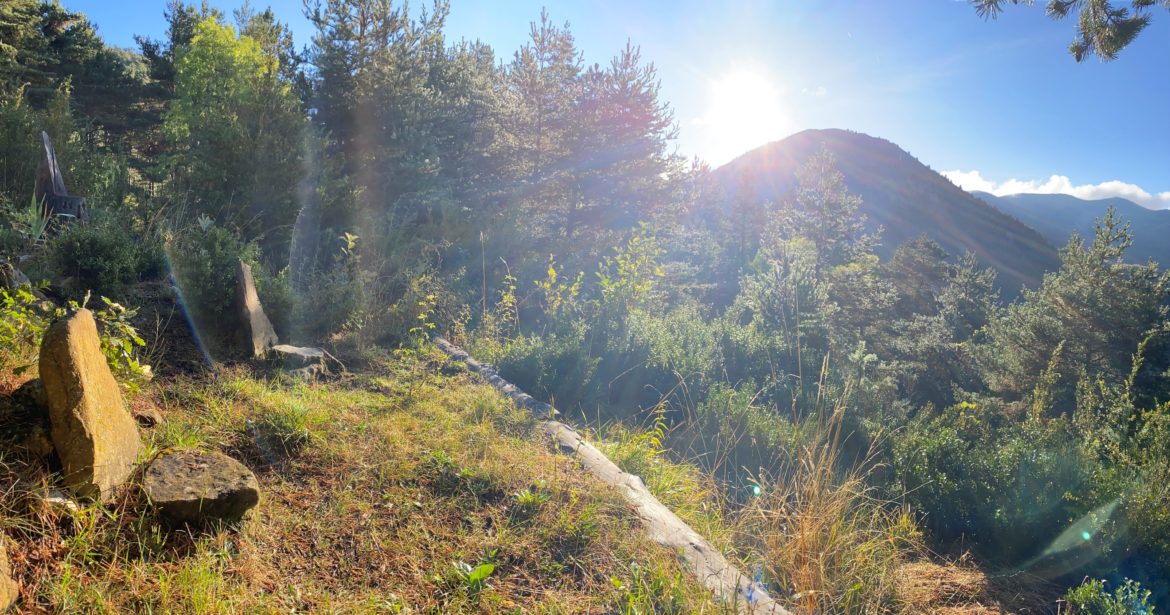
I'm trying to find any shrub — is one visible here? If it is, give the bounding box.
[0,285,53,370]
[168,223,258,335]
[253,266,293,340]
[1064,578,1155,615]
[889,404,1097,564]
[0,288,151,390]
[488,324,600,412]
[294,262,362,343]
[48,213,161,299]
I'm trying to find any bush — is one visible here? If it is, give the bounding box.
[488,324,600,412]
[1064,578,1155,615]
[48,214,162,299]
[0,285,53,370]
[0,288,150,390]
[889,404,1098,564]
[254,266,293,340]
[294,263,362,343]
[168,224,258,334]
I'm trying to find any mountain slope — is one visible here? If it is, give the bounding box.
[713,129,1061,292]
[975,191,1170,267]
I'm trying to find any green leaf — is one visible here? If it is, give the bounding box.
[467,563,495,584]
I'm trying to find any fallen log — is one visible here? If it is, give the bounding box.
[435,337,789,614]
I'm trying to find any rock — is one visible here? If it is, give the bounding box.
[131,404,164,428]
[0,539,17,613]
[0,262,30,290]
[29,486,80,517]
[271,344,324,367]
[287,364,327,381]
[144,450,260,524]
[38,309,141,501]
[236,260,279,359]
[272,345,329,379]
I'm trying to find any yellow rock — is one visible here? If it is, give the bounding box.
[0,539,17,612]
[39,309,141,501]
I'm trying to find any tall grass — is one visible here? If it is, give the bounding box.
[738,395,923,614]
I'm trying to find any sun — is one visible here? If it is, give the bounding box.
[698,69,791,166]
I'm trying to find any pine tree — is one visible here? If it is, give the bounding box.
[972,0,1169,61]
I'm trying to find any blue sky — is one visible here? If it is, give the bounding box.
[70,0,1170,207]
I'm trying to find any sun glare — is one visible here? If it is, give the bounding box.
[698,69,791,166]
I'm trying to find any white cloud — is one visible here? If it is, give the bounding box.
[801,86,828,97]
[942,169,1170,210]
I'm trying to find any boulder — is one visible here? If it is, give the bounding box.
[236,260,278,359]
[39,309,141,500]
[0,539,17,613]
[143,450,260,524]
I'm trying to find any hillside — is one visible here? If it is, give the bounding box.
[714,129,1061,292]
[975,191,1170,267]
[0,351,729,613]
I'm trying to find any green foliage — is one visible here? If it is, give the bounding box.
[980,210,1170,410]
[488,325,600,410]
[511,484,552,519]
[0,283,52,369]
[0,286,150,390]
[167,222,257,333]
[1064,578,1155,615]
[78,294,152,392]
[972,0,1167,61]
[449,560,495,599]
[890,403,1098,562]
[48,213,163,300]
[164,16,304,251]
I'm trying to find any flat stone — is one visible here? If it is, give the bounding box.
[236,259,278,359]
[30,486,80,517]
[144,450,260,524]
[271,344,324,366]
[0,539,17,613]
[39,310,141,500]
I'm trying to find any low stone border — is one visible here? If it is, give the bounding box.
[435,337,789,614]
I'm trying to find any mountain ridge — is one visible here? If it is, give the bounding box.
[973,191,1170,267]
[713,128,1061,292]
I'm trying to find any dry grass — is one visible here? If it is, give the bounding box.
[896,561,998,613]
[0,350,729,613]
[733,398,925,615]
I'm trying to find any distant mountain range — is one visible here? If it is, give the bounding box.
[714,129,1061,292]
[973,192,1170,267]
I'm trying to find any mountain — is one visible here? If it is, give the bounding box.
[713,129,1061,292]
[974,192,1170,267]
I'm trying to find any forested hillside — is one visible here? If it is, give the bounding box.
[2,1,1169,613]
[978,191,1170,268]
